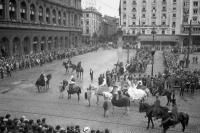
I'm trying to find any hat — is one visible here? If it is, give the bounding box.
[83,127,90,133]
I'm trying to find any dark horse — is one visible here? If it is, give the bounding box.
[63,61,69,73]
[111,92,130,115]
[153,88,172,106]
[139,102,169,129]
[161,112,189,133]
[35,74,52,93]
[65,81,81,101]
[76,66,84,78]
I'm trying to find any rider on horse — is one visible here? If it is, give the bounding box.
[152,95,161,118]
[160,101,178,127]
[69,75,76,90]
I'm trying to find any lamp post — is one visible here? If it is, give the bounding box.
[127,42,130,63]
[151,26,156,77]
[186,20,192,68]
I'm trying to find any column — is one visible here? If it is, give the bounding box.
[9,38,13,56]
[35,5,39,23]
[5,0,9,20]
[26,2,30,22]
[16,0,20,21]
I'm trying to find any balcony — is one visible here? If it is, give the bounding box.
[181,24,200,34]
[0,20,82,32]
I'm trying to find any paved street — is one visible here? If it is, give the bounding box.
[0,49,200,133]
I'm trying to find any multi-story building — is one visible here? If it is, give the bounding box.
[81,7,103,45]
[0,0,82,57]
[119,0,200,49]
[102,15,119,37]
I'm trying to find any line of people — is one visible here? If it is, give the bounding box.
[0,46,98,80]
[0,114,111,133]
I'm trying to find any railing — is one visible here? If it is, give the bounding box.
[0,20,82,32]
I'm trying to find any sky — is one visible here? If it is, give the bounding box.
[82,0,120,17]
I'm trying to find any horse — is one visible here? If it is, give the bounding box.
[111,91,130,115]
[125,83,148,103]
[76,66,84,79]
[139,102,169,129]
[153,87,172,106]
[161,112,189,133]
[35,74,52,93]
[64,81,81,101]
[69,63,77,73]
[63,61,69,73]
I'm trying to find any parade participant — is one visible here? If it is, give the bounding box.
[87,85,92,107]
[152,95,161,118]
[90,68,94,82]
[103,97,110,118]
[0,65,4,79]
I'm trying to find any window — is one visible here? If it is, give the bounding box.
[9,0,17,20]
[142,22,145,25]
[142,7,146,12]
[132,30,135,34]
[173,13,176,17]
[123,14,126,19]
[132,1,136,5]
[193,16,197,22]
[58,11,61,25]
[52,9,56,24]
[142,14,145,18]
[172,22,176,27]
[132,22,135,25]
[123,22,126,25]
[162,30,165,34]
[46,8,50,24]
[193,9,198,14]
[132,8,136,12]
[172,30,175,34]
[162,6,166,11]
[152,13,156,18]
[142,29,145,34]
[132,14,136,19]
[162,13,166,19]
[20,2,27,20]
[39,6,43,23]
[86,20,89,25]
[86,13,89,17]
[123,7,126,11]
[173,7,176,11]
[63,12,66,26]
[0,0,4,19]
[143,0,146,4]
[173,0,176,4]
[152,21,156,25]
[123,0,126,4]
[30,4,35,22]
[86,28,89,34]
[162,21,166,25]
[193,1,198,7]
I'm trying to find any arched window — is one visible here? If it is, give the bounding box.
[58,11,61,25]
[30,4,35,22]
[54,37,58,49]
[23,37,30,55]
[74,14,77,27]
[0,37,9,57]
[39,6,43,23]
[46,8,50,24]
[52,9,56,24]
[41,37,46,51]
[47,37,52,50]
[0,0,5,19]
[20,1,27,20]
[13,37,21,56]
[33,37,38,53]
[63,12,66,26]
[9,0,17,20]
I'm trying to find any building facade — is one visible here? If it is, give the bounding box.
[0,0,82,57]
[119,0,200,49]
[81,7,103,45]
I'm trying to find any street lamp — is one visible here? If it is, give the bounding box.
[151,25,156,77]
[186,20,192,68]
[127,42,130,63]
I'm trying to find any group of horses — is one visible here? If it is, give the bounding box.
[63,61,84,78]
[35,73,52,93]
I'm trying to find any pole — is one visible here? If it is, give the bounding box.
[186,20,192,68]
[151,26,155,77]
[127,44,129,63]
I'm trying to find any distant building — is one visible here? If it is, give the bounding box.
[81,7,103,45]
[119,0,200,50]
[102,15,119,39]
[0,0,82,57]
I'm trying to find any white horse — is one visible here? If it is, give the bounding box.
[126,80,148,102]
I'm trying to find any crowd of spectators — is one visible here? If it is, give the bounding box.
[163,51,179,73]
[0,46,98,79]
[0,114,111,133]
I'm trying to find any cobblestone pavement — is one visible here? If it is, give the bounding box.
[0,49,200,133]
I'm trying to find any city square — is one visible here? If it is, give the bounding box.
[0,0,200,133]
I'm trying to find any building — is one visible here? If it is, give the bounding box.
[102,15,119,40]
[0,0,82,57]
[81,7,103,45]
[119,0,200,49]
